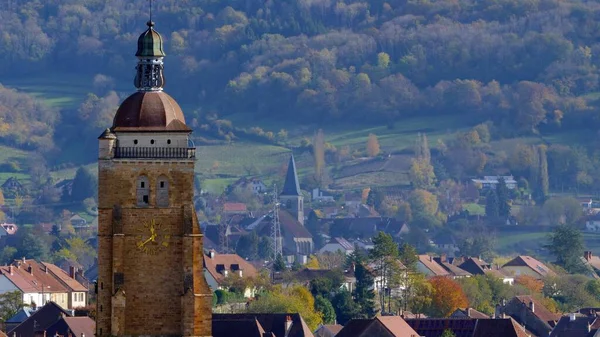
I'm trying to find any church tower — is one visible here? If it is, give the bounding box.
[96,19,212,337]
[280,155,304,225]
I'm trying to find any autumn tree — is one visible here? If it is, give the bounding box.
[428,276,469,317]
[247,286,322,330]
[410,133,436,188]
[515,275,544,294]
[366,133,381,157]
[313,129,325,185]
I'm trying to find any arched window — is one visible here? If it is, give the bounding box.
[157,176,169,207]
[137,176,150,206]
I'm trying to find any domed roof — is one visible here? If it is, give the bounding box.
[111,91,190,132]
[136,21,165,58]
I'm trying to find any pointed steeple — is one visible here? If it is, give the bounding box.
[281,154,301,196]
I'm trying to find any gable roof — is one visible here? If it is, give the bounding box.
[223,202,248,213]
[451,308,490,319]
[418,255,450,277]
[405,318,477,337]
[213,313,314,337]
[512,295,561,323]
[550,314,598,337]
[458,257,490,275]
[327,237,354,251]
[41,262,88,292]
[281,155,301,196]
[279,210,312,239]
[502,255,556,277]
[473,318,530,337]
[44,317,95,337]
[314,324,343,337]
[377,316,421,336]
[433,258,471,277]
[203,252,258,285]
[8,302,72,337]
[0,260,69,294]
[212,316,265,337]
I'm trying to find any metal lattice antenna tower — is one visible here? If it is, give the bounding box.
[271,184,282,262]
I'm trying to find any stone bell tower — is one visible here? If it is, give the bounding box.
[96,19,212,337]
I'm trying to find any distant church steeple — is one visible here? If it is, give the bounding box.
[280,154,304,225]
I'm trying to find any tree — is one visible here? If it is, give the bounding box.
[0,291,23,321]
[366,189,385,210]
[545,225,586,274]
[236,232,259,260]
[398,243,418,271]
[258,236,272,259]
[370,231,400,312]
[408,189,440,224]
[485,189,499,218]
[535,145,549,202]
[18,232,50,262]
[515,275,544,294]
[313,129,325,185]
[247,286,322,330]
[315,295,336,324]
[305,255,320,269]
[0,246,17,265]
[331,290,360,325]
[496,178,511,217]
[366,134,381,157]
[71,167,98,202]
[409,158,436,188]
[354,262,377,318]
[441,329,457,337]
[428,276,469,317]
[273,254,287,272]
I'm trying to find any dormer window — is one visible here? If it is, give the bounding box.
[137,176,150,206]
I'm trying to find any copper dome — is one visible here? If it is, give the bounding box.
[111,91,191,132]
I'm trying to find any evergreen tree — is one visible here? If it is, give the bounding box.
[315,295,336,324]
[353,262,377,318]
[273,254,287,272]
[331,290,360,325]
[71,167,98,202]
[370,231,400,312]
[441,329,457,337]
[485,189,499,218]
[535,145,549,202]
[399,243,419,271]
[545,225,586,274]
[496,177,511,217]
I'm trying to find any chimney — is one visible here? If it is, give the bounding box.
[284,315,293,337]
[238,270,243,277]
[208,250,216,259]
[43,265,48,274]
[69,266,75,278]
[22,257,26,263]
[570,313,576,322]
[28,265,33,275]
[440,253,447,263]
[585,251,593,261]
[529,301,534,313]
[429,255,433,262]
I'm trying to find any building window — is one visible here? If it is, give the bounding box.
[150,139,155,145]
[157,176,169,207]
[134,139,138,145]
[137,176,150,206]
[167,139,171,145]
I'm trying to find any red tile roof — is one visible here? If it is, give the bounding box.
[0,260,68,293]
[41,263,87,292]
[63,317,95,337]
[223,202,248,213]
[514,295,561,323]
[0,223,17,235]
[377,316,421,336]
[418,255,450,277]
[204,252,258,285]
[503,256,557,278]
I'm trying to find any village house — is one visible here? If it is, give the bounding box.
[319,237,354,255]
[336,316,420,337]
[450,307,490,319]
[582,251,600,277]
[459,257,515,285]
[203,250,258,298]
[312,188,335,203]
[314,324,343,337]
[502,255,557,279]
[41,264,88,309]
[213,313,314,337]
[416,255,450,278]
[471,175,518,189]
[69,214,87,228]
[0,259,88,310]
[406,317,530,337]
[0,223,17,236]
[496,295,561,337]
[1,177,24,193]
[229,177,267,196]
[586,213,600,232]
[433,255,471,278]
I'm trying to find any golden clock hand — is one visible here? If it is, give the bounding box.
[139,236,153,247]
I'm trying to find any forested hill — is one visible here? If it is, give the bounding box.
[1,0,600,154]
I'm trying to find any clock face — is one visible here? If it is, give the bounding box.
[136,219,170,255]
